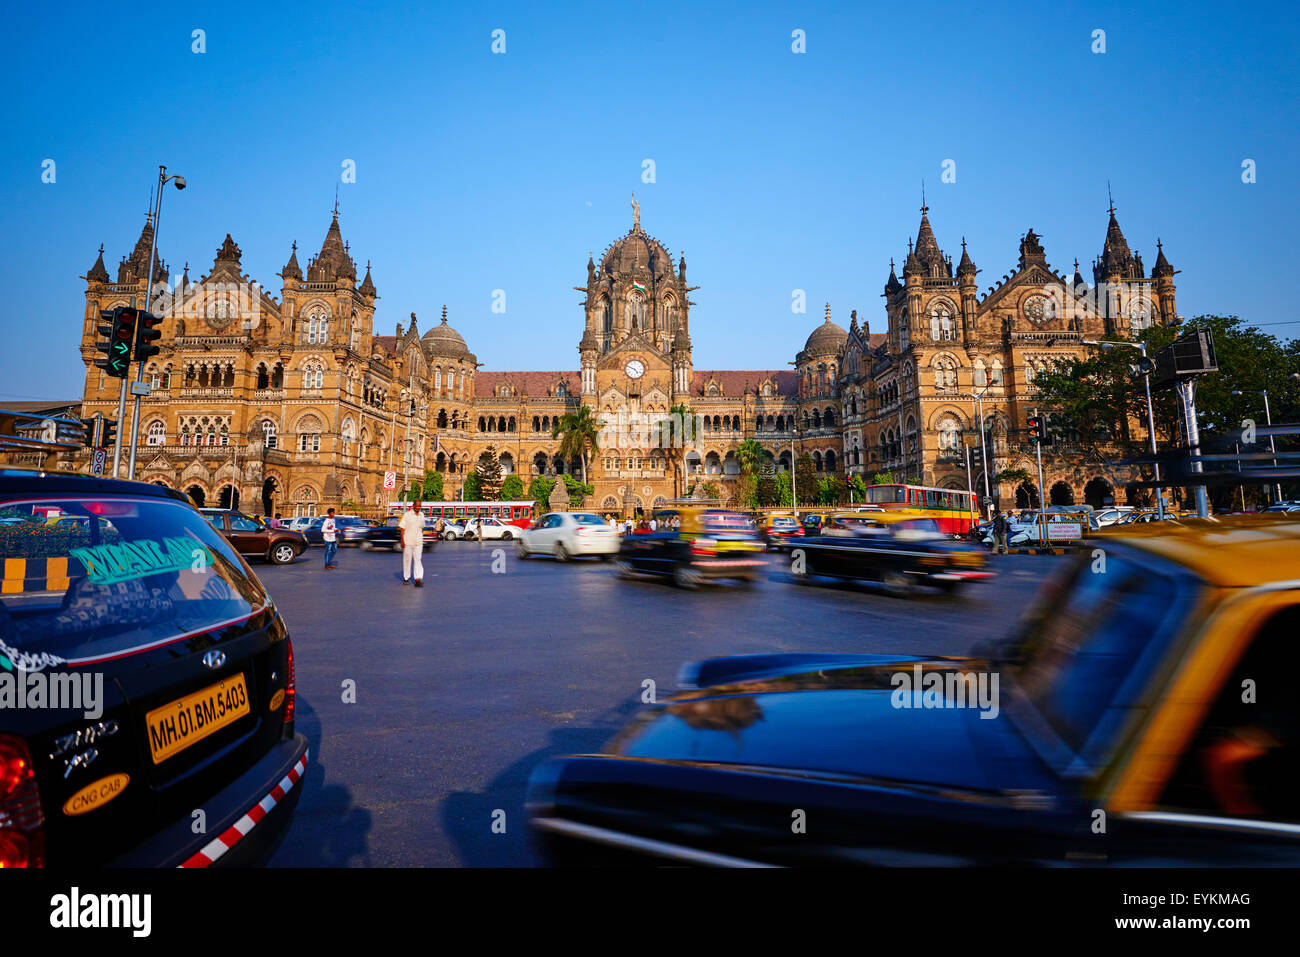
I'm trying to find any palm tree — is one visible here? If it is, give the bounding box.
[736,438,763,476]
[661,402,697,499]
[552,405,601,485]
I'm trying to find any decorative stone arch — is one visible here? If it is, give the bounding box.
[927,404,970,431]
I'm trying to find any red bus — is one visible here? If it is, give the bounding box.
[388,500,536,531]
[861,484,979,535]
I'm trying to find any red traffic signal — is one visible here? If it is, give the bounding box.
[134,311,163,362]
[1027,415,1045,445]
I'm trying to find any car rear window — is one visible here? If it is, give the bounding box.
[0,496,267,664]
[572,513,605,526]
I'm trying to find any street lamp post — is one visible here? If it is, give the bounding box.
[125,164,185,479]
[1085,339,1163,519]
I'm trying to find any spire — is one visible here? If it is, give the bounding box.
[441,304,448,324]
[408,310,420,337]
[281,240,302,280]
[358,260,377,297]
[885,257,902,293]
[308,206,356,281]
[1096,194,1140,282]
[679,251,686,279]
[86,244,110,283]
[956,237,977,278]
[913,202,949,277]
[1152,238,1175,278]
[1072,258,1086,288]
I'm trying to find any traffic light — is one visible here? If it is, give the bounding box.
[93,307,138,378]
[100,418,117,449]
[1027,414,1046,446]
[134,311,162,362]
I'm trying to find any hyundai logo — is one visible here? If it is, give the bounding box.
[202,649,227,670]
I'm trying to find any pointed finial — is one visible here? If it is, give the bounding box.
[441,304,448,324]
[334,184,340,217]
[961,236,967,250]
[824,302,831,321]
[920,180,927,214]
[1107,181,1115,215]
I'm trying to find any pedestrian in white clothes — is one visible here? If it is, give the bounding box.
[400,501,426,586]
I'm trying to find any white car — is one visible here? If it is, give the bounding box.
[463,517,517,541]
[518,511,620,561]
[286,516,316,532]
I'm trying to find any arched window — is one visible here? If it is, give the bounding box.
[262,419,278,449]
[936,414,962,451]
[146,420,166,446]
[934,356,958,391]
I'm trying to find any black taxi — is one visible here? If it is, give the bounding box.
[616,507,766,588]
[0,470,307,867]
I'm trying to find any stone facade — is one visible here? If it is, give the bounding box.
[71,200,1176,515]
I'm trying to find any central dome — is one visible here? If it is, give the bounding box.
[601,227,674,280]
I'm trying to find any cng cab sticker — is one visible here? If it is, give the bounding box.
[268,689,285,711]
[63,773,130,816]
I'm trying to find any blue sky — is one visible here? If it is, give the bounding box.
[2,0,1297,401]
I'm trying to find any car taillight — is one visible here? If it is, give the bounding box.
[284,637,296,729]
[690,537,716,556]
[0,735,44,868]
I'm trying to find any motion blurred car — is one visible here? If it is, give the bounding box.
[793,516,992,595]
[528,516,1300,866]
[438,521,468,541]
[761,514,802,551]
[616,507,765,588]
[517,511,620,560]
[362,514,434,551]
[0,470,307,867]
[302,514,372,546]
[199,508,306,565]
[463,516,517,541]
[286,516,315,533]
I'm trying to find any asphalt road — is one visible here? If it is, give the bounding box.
[262,538,1055,866]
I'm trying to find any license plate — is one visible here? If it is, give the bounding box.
[146,674,250,764]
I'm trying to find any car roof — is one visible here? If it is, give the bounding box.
[1113,516,1300,587]
[0,469,190,504]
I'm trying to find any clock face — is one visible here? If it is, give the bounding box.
[1022,294,1051,325]
[206,296,237,330]
[624,359,645,379]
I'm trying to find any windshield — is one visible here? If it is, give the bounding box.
[1013,551,1183,754]
[0,496,267,663]
[572,513,605,526]
[865,485,907,504]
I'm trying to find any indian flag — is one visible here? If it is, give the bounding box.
[630,280,647,294]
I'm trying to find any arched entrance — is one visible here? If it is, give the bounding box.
[186,485,206,507]
[262,477,279,517]
[1084,477,1113,509]
[218,485,239,510]
[1049,481,1075,506]
[1015,482,1040,510]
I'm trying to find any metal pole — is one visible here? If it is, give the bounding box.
[965,443,973,492]
[129,165,167,480]
[975,393,991,517]
[112,374,129,477]
[1263,390,1280,504]
[1140,344,1164,519]
[1237,443,1246,512]
[1177,379,1209,518]
[1035,435,1046,514]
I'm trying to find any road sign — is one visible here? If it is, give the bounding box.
[91,448,106,476]
[383,470,397,490]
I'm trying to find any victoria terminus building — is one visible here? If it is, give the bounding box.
[72,200,1178,516]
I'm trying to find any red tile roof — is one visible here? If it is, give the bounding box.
[690,370,797,397]
[474,370,579,398]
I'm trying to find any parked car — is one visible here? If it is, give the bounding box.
[362,514,434,551]
[438,521,468,541]
[302,515,373,546]
[518,511,620,560]
[0,469,308,867]
[199,508,306,564]
[793,516,992,595]
[463,517,517,541]
[528,515,1300,866]
[286,516,316,533]
[616,507,766,588]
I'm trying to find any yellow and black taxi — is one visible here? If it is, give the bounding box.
[792,514,991,595]
[529,517,1300,865]
[616,507,766,588]
[0,469,307,867]
[759,513,802,551]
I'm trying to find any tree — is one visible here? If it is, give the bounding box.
[561,474,594,508]
[736,438,763,476]
[775,471,793,507]
[757,458,779,506]
[420,468,445,502]
[701,481,720,500]
[848,474,867,502]
[500,474,525,501]
[474,447,504,500]
[527,475,554,512]
[661,402,698,498]
[794,454,817,506]
[871,470,896,486]
[551,405,601,485]
[462,471,481,500]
